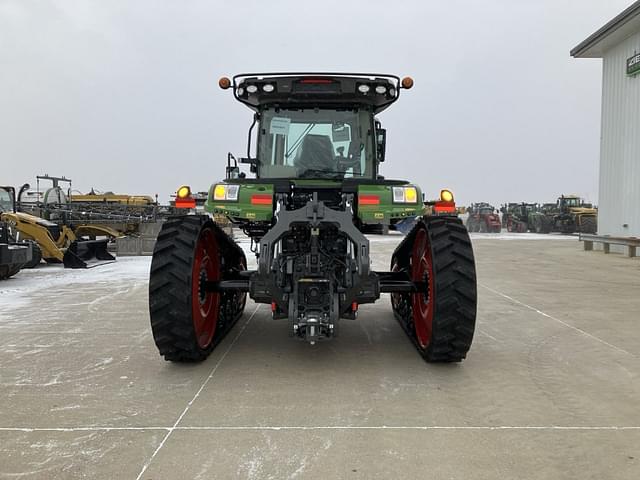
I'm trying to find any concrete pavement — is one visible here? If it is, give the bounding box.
[0,234,639,479]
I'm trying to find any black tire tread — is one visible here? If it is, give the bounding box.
[23,242,42,269]
[0,264,22,280]
[148,215,246,362]
[391,216,477,363]
[579,216,597,234]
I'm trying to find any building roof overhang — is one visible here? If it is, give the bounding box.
[571,1,640,58]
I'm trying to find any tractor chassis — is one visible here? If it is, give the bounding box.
[207,194,420,343]
[150,207,476,362]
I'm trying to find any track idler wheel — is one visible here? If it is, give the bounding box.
[391,217,477,362]
[149,215,246,362]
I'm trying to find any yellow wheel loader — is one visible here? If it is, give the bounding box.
[0,185,118,268]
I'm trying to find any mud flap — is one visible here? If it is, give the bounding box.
[394,216,418,235]
[63,240,116,269]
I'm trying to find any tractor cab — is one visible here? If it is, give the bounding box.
[220,73,412,181]
[558,195,581,211]
[0,186,62,241]
[0,186,14,214]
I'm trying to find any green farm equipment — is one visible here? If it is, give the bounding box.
[501,203,534,233]
[148,73,477,363]
[527,204,553,234]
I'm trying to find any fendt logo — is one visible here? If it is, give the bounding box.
[627,52,640,77]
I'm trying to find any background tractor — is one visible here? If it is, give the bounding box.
[501,202,535,232]
[549,195,597,234]
[526,204,553,233]
[0,186,34,279]
[148,73,477,364]
[466,203,501,233]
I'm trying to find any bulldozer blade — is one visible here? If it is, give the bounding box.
[63,239,116,269]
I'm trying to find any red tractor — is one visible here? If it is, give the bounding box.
[466,203,501,233]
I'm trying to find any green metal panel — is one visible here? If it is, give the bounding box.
[205,180,423,224]
[205,182,274,222]
[357,184,422,223]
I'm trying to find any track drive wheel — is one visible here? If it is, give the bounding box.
[149,215,246,362]
[391,217,477,362]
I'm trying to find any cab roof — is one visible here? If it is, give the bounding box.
[230,72,403,113]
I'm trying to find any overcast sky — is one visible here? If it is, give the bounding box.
[0,0,634,206]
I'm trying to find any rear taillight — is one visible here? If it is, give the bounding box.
[251,194,272,205]
[300,78,333,84]
[359,194,380,205]
[434,201,456,213]
[175,198,196,209]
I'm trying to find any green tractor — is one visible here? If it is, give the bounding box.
[501,202,533,233]
[527,204,553,234]
[148,73,477,363]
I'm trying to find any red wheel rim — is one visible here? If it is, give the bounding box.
[390,259,401,309]
[411,228,434,348]
[237,257,247,310]
[191,228,220,349]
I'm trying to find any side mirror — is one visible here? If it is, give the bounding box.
[226,166,241,179]
[240,157,258,173]
[376,129,387,162]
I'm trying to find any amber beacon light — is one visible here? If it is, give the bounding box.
[218,76,232,89]
[401,76,414,89]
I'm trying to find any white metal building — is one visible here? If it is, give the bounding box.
[572,1,640,237]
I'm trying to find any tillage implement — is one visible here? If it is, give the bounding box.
[149,73,477,363]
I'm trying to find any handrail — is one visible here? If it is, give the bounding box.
[579,233,640,257]
[578,233,640,246]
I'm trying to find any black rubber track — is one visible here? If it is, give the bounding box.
[148,215,247,362]
[391,216,477,362]
[0,263,22,280]
[23,242,42,268]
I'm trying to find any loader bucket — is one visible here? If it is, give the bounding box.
[63,239,115,269]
